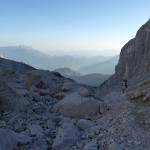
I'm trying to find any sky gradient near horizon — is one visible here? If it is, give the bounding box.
[0,0,150,54]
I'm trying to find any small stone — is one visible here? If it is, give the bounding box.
[16,145,30,150]
[0,120,6,128]
[29,124,43,136]
[14,123,25,133]
[36,132,46,139]
[71,146,77,150]
[108,142,123,150]
[77,142,84,149]
[34,139,48,150]
[79,87,90,97]
[46,137,53,144]
[91,126,100,135]
[88,132,96,139]
[71,119,77,125]
[76,119,95,130]
[17,133,32,146]
[84,139,98,150]
[145,119,150,127]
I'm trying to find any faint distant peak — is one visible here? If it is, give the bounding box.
[18,45,33,49]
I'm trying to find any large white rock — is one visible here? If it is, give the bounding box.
[54,92,101,118]
[76,119,95,130]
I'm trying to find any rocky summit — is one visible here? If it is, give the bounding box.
[0,20,150,150]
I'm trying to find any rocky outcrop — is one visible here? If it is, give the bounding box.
[53,92,102,118]
[127,77,150,102]
[0,79,29,112]
[102,19,150,88]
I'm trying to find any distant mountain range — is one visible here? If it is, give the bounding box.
[77,55,119,75]
[54,67,110,86]
[0,44,112,86]
[0,46,52,69]
[0,46,111,72]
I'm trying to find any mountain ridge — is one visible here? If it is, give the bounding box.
[101,19,150,90]
[0,46,111,71]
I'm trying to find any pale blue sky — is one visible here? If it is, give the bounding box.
[0,0,149,54]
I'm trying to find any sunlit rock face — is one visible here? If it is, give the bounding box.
[115,19,150,81]
[102,19,150,87]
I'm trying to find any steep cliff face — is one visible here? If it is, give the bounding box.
[104,19,150,87]
[116,19,150,80]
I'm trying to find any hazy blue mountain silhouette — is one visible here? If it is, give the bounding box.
[77,55,119,75]
[0,46,111,71]
[54,67,110,86]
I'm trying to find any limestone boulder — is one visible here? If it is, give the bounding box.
[54,92,101,118]
[25,70,63,96]
[0,80,29,112]
[84,139,98,150]
[76,119,95,130]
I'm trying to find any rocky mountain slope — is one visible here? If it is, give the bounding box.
[101,19,150,89]
[0,58,106,149]
[1,57,150,150]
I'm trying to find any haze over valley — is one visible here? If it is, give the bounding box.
[0,46,119,86]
